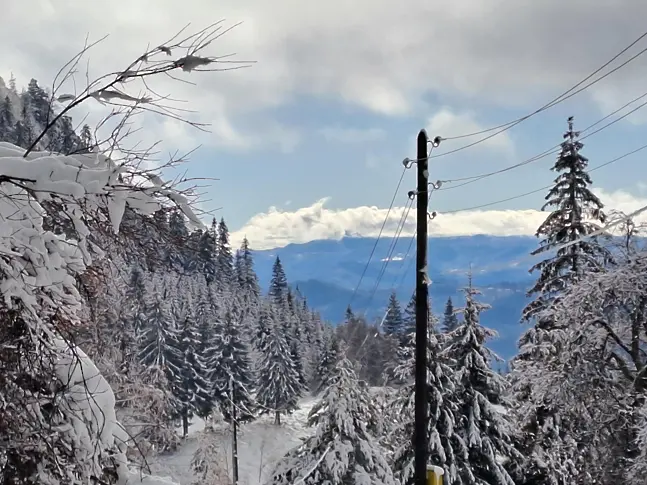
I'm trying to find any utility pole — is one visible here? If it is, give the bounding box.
[414,129,429,485]
[230,377,239,485]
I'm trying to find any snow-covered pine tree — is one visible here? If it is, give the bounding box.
[206,309,256,422]
[313,333,340,394]
[445,278,521,485]
[442,296,459,333]
[267,358,396,485]
[384,291,405,338]
[511,116,613,485]
[121,265,147,371]
[198,224,217,284]
[403,292,416,336]
[137,279,176,370]
[269,256,288,305]
[256,315,301,424]
[390,312,467,485]
[166,299,210,437]
[523,116,611,322]
[216,217,235,290]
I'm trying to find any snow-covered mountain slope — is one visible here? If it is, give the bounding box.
[148,398,318,485]
[253,235,538,359]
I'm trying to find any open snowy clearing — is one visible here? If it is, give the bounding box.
[146,398,318,485]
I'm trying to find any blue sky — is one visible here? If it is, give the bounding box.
[3,0,647,249]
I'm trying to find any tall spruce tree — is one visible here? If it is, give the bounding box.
[391,316,467,485]
[523,116,611,322]
[269,256,288,305]
[442,297,459,333]
[166,301,210,437]
[216,218,234,289]
[446,278,522,485]
[256,317,301,425]
[137,284,176,369]
[205,309,256,422]
[268,359,396,485]
[511,117,613,485]
[383,291,404,338]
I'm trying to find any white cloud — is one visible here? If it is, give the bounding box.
[427,108,514,154]
[3,0,647,152]
[232,188,647,250]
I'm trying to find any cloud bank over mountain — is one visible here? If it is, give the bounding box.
[232,188,647,250]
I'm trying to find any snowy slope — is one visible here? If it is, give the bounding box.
[148,398,318,485]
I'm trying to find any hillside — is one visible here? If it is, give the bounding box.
[253,235,540,359]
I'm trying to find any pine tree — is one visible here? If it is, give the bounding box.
[216,218,234,289]
[383,291,404,338]
[206,310,256,422]
[442,297,459,333]
[166,301,210,437]
[137,285,176,369]
[402,292,416,336]
[256,318,301,425]
[523,116,611,322]
[269,256,288,305]
[268,359,396,485]
[313,335,340,394]
[0,96,15,143]
[391,320,467,485]
[121,265,147,372]
[445,278,522,485]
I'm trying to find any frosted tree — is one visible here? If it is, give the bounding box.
[511,116,613,484]
[383,291,405,338]
[216,217,235,289]
[523,116,611,322]
[137,281,176,369]
[166,300,210,437]
[445,279,521,485]
[389,310,469,485]
[442,297,459,333]
[269,256,288,305]
[256,317,302,425]
[234,236,261,310]
[206,309,256,422]
[267,359,396,485]
[313,333,340,394]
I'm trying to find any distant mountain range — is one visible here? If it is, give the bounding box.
[253,235,542,360]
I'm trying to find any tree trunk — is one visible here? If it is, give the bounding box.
[275,410,281,425]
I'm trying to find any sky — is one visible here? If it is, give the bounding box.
[3,0,647,250]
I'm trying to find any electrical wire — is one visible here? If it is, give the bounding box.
[346,165,408,309]
[431,31,647,156]
[363,196,414,311]
[437,91,647,191]
[438,141,647,214]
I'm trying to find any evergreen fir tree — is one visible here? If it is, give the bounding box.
[391,322,467,485]
[442,296,459,333]
[137,285,176,369]
[197,226,217,284]
[313,335,340,394]
[383,291,404,338]
[166,301,210,437]
[205,310,256,422]
[523,116,611,322]
[121,265,147,372]
[256,319,302,425]
[268,358,396,485]
[402,292,416,336]
[216,218,234,289]
[269,256,288,305]
[445,278,522,485]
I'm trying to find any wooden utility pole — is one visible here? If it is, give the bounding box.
[414,129,430,485]
[230,377,239,485]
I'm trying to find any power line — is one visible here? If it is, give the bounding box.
[346,165,408,309]
[364,195,414,310]
[431,30,647,154]
[438,141,647,214]
[436,91,647,191]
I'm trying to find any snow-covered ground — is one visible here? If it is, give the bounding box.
[147,398,318,485]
